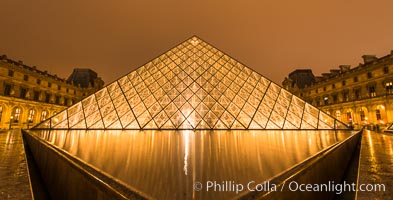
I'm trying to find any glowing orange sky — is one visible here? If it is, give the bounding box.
[1,0,393,85]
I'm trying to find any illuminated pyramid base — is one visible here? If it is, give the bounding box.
[34,36,348,130]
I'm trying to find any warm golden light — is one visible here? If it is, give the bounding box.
[34,37,347,130]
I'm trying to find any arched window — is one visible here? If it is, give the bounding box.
[41,111,48,121]
[359,107,368,122]
[28,109,35,123]
[12,107,21,122]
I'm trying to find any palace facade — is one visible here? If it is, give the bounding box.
[283,51,393,130]
[0,55,103,129]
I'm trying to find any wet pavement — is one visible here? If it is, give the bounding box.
[0,129,33,200]
[357,130,393,199]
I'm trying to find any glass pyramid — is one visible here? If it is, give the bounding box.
[34,36,349,130]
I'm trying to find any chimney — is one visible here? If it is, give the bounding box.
[322,73,331,78]
[339,65,351,73]
[330,69,341,75]
[362,55,377,64]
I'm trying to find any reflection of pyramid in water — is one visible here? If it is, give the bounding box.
[34,36,348,130]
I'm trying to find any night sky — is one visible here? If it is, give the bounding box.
[1,0,393,86]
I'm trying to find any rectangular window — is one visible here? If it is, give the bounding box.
[332,84,335,89]
[354,89,361,100]
[332,94,338,103]
[55,96,60,104]
[376,109,382,120]
[58,85,61,90]
[347,112,352,122]
[367,72,372,79]
[323,96,329,105]
[369,86,376,97]
[33,91,40,101]
[383,66,389,74]
[23,75,29,81]
[45,94,51,103]
[343,91,349,101]
[354,76,358,82]
[48,82,52,88]
[20,88,27,99]
[4,84,12,96]
[8,70,14,77]
[360,110,365,121]
[323,87,326,91]
[37,79,41,85]
[342,80,346,86]
[386,82,393,94]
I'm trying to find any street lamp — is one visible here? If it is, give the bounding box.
[9,116,13,130]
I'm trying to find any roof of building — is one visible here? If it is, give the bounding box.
[0,55,70,84]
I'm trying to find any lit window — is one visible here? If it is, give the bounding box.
[41,111,48,121]
[28,109,35,123]
[368,86,376,97]
[12,107,21,122]
[360,110,365,121]
[323,96,329,105]
[376,109,381,120]
[346,112,352,122]
[386,82,393,94]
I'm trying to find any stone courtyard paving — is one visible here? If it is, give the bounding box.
[0,129,32,200]
[357,130,393,199]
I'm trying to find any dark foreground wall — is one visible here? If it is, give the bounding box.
[22,130,148,200]
[239,130,362,200]
[23,130,361,200]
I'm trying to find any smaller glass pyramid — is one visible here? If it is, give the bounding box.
[33,36,349,130]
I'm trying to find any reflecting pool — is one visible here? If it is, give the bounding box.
[29,130,353,199]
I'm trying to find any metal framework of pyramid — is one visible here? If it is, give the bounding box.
[34,36,348,130]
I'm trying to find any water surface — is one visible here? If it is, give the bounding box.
[29,130,352,199]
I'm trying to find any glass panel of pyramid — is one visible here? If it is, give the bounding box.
[33,36,349,130]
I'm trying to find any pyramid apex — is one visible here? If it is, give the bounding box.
[34,36,349,130]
